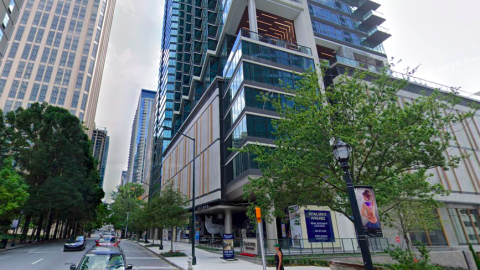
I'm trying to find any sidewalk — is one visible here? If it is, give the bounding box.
[135,239,330,270]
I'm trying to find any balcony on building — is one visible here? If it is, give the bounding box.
[362,25,391,48]
[357,10,386,29]
[353,0,380,16]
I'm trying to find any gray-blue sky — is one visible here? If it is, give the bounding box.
[96,0,480,202]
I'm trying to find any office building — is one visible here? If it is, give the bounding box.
[0,0,116,138]
[0,0,24,60]
[152,0,480,251]
[120,170,127,186]
[92,126,109,188]
[126,89,156,184]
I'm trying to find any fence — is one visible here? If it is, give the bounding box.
[200,237,389,256]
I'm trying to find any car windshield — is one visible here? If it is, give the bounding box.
[99,237,116,243]
[79,254,125,270]
[76,236,84,241]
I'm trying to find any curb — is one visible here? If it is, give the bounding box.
[131,240,187,270]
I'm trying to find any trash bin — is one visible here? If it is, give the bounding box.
[0,239,8,249]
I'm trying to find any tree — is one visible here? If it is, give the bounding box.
[240,65,476,224]
[3,103,104,241]
[0,157,28,220]
[110,183,145,235]
[383,200,443,252]
[147,183,189,251]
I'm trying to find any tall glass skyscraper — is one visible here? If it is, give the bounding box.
[151,0,480,250]
[92,126,109,188]
[0,0,116,137]
[126,89,156,184]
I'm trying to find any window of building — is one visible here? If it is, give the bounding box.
[55,68,64,84]
[57,88,67,105]
[40,13,50,27]
[85,75,91,92]
[21,10,31,24]
[59,50,68,66]
[448,208,480,245]
[21,44,32,60]
[0,79,6,97]
[15,26,25,41]
[35,28,45,43]
[75,72,84,89]
[71,36,79,51]
[49,86,59,103]
[46,30,55,45]
[53,32,62,47]
[40,47,50,63]
[79,56,87,71]
[8,0,15,13]
[32,11,42,26]
[67,52,75,68]
[15,61,26,78]
[3,14,10,29]
[30,45,40,61]
[43,66,53,82]
[51,15,60,30]
[81,93,88,110]
[8,80,20,98]
[8,42,19,59]
[37,85,48,102]
[63,69,71,86]
[16,82,29,100]
[13,101,22,111]
[58,17,66,31]
[4,100,14,112]
[46,0,54,12]
[55,2,64,15]
[27,27,37,42]
[70,91,80,108]
[23,63,34,80]
[2,60,13,77]
[49,48,58,64]
[36,65,46,81]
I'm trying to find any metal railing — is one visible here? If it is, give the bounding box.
[199,237,389,256]
[367,25,390,36]
[240,28,313,56]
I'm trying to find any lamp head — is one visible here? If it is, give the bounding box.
[333,139,351,163]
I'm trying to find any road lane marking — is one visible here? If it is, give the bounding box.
[126,257,162,260]
[133,267,178,269]
[29,248,38,252]
[32,258,44,265]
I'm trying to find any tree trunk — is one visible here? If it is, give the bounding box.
[59,220,65,239]
[21,215,31,243]
[171,227,174,252]
[62,219,70,239]
[29,226,36,243]
[53,219,60,239]
[72,221,77,236]
[35,214,44,241]
[44,211,53,240]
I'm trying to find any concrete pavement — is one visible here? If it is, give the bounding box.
[0,235,178,270]
[137,240,330,270]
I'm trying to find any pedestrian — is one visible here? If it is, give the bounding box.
[274,243,284,270]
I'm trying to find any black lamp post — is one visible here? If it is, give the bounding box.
[333,139,374,270]
[163,126,196,265]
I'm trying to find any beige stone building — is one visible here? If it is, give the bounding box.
[0,0,115,137]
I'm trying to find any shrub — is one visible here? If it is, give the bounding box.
[160,251,187,257]
[386,243,443,270]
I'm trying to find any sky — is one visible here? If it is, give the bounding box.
[96,0,480,202]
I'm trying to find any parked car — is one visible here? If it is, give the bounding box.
[70,246,132,270]
[64,236,86,251]
[96,236,120,247]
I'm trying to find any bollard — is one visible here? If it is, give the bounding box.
[188,256,193,270]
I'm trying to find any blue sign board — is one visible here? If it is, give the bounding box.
[223,234,235,260]
[304,210,334,242]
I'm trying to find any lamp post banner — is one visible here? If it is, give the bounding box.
[354,186,383,237]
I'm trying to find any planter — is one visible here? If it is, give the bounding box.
[330,261,388,270]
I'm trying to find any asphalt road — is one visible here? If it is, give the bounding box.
[0,236,178,270]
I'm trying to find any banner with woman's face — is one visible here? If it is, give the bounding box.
[354,186,383,237]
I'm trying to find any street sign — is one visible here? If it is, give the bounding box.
[223,234,234,260]
[11,220,19,229]
[395,236,400,243]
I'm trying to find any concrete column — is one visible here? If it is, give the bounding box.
[265,217,278,253]
[247,0,258,33]
[225,209,232,234]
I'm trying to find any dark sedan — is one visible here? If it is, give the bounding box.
[64,236,86,251]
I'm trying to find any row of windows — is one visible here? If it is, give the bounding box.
[228,114,276,150]
[225,152,258,185]
[309,4,360,32]
[243,62,303,89]
[449,208,480,245]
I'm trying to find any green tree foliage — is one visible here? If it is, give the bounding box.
[146,183,189,251]
[2,103,104,239]
[110,183,145,233]
[240,66,476,223]
[0,157,28,219]
[469,244,480,270]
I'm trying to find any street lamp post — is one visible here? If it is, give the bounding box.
[11,209,24,246]
[125,212,130,239]
[333,139,374,270]
[163,126,196,265]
